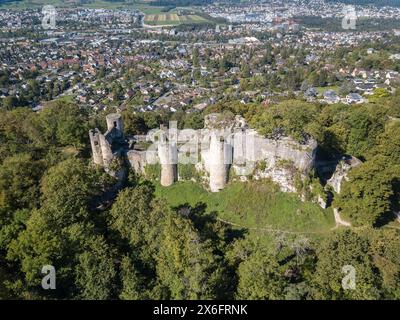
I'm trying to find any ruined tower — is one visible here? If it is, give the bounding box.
[209,133,231,192]
[157,126,178,187]
[105,113,124,140]
[89,113,125,170]
[89,128,104,166]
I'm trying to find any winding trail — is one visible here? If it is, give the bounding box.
[332,208,352,229]
[216,217,332,235]
[217,215,400,237]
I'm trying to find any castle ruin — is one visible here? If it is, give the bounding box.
[89,113,318,193]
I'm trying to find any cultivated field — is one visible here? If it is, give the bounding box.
[144,13,209,26]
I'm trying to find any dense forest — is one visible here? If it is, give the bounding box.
[0,88,399,299]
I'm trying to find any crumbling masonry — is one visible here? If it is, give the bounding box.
[89,113,318,193]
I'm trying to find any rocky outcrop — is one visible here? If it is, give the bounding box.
[324,157,363,228]
[395,211,400,223]
[327,157,362,194]
[317,195,328,209]
[247,133,317,193]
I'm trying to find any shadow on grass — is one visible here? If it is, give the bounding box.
[173,202,247,244]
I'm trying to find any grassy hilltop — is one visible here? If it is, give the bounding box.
[155,181,335,236]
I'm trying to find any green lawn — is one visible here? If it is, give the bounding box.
[53,95,75,103]
[133,3,170,15]
[154,180,335,235]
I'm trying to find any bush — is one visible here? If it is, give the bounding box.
[178,164,199,181]
[145,164,161,181]
[256,160,267,172]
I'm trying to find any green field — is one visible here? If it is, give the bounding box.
[154,180,335,235]
[132,3,170,14]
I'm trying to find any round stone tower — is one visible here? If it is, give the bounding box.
[158,141,178,187]
[209,134,230,192]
